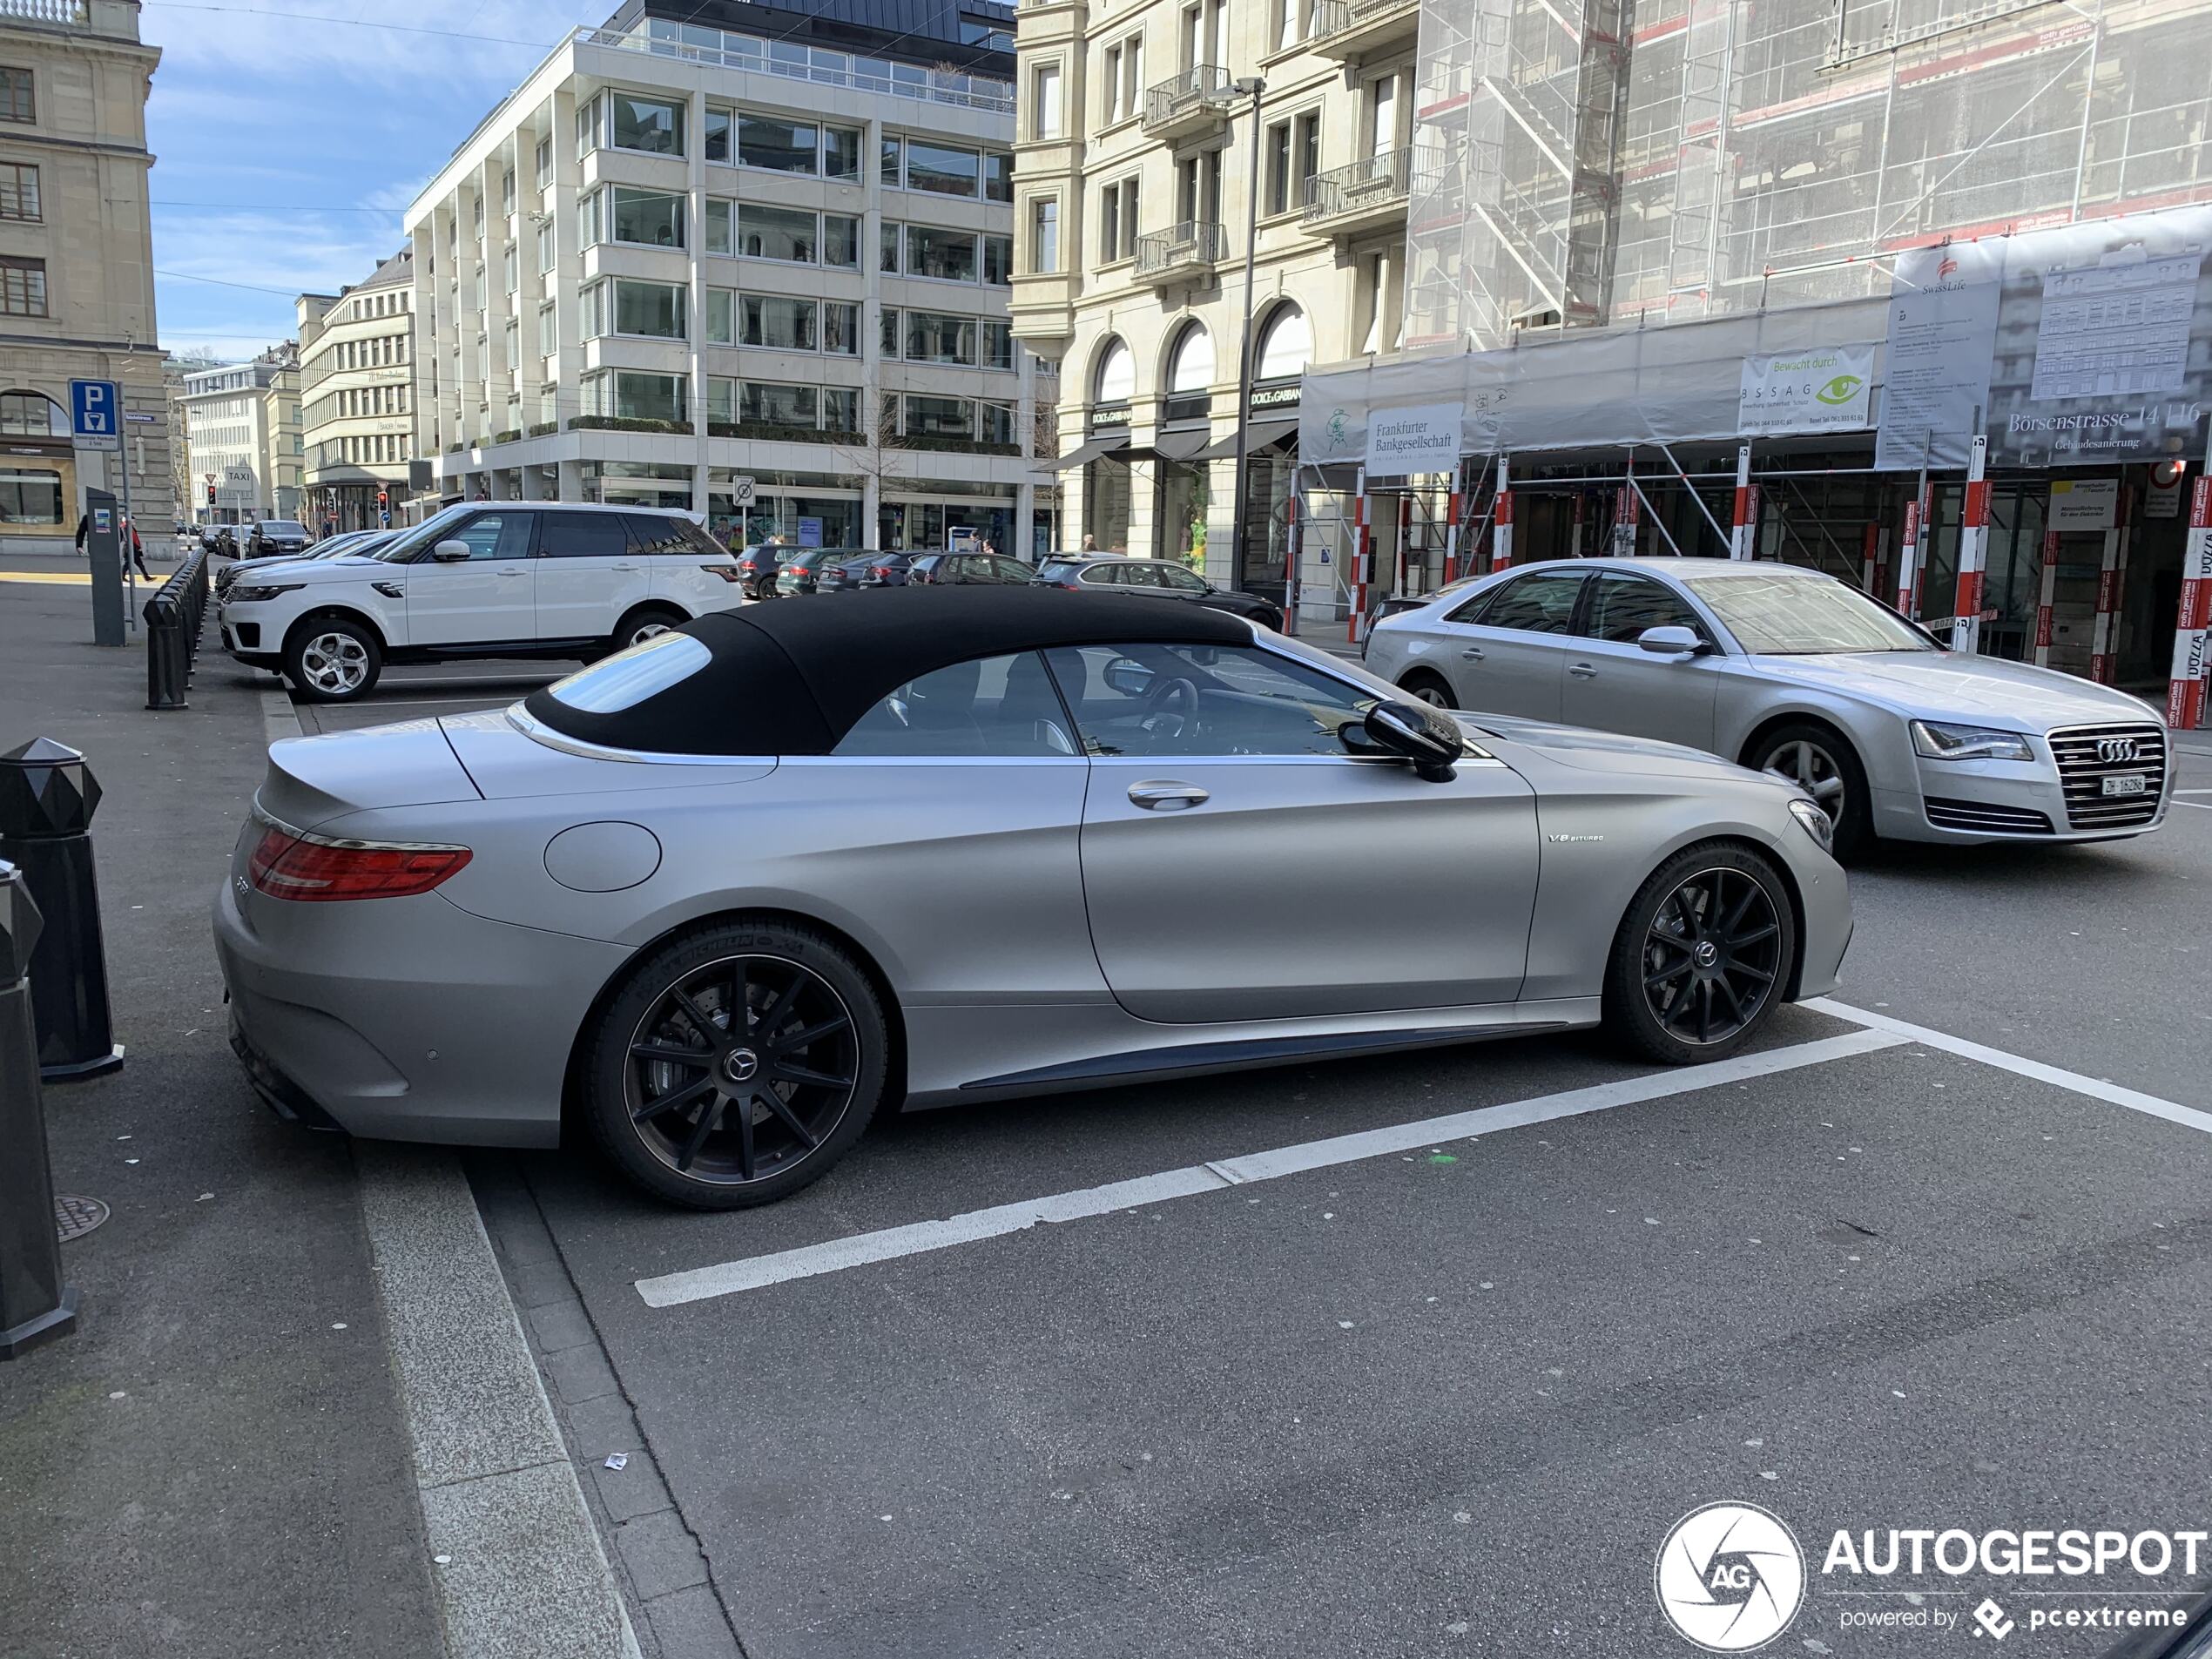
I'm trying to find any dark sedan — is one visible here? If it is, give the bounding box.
[774,547,869,597]
[817,552,910,593]
[1034,555,1285,631]
[246,519,313,559]
[907,551,1035,587]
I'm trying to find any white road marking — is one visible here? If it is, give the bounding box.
[634,1027,1903,1308]
[1804,998,2212,1138]
[2173,800,2212,812]
[2175,788,2212,794]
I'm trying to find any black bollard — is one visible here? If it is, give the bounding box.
[0,860,79,1359]
[0,740,121,1082]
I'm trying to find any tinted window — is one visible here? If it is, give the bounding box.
[537,512,629,559]
[1155,564,1208,592]
[1043,642,1381,759]
[1078,563,1123,586]
[1582,574,1704,643]
[988,558,1033,582]
[421,513,527,562]
[624,514,682,554]
[1035,559,1082,582]
[1471,571,1583,635]
[833,652,1078,757]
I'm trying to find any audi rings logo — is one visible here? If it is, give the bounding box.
[2096,736,2141,764]
[1656,1503,1806,1652]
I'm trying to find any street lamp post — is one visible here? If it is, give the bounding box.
[1227,76,1267,601]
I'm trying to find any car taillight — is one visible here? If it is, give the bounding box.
[246,820,472,902]
[870,564,892,577]
[701,563,744,583]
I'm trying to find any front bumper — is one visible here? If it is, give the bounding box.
[1786,838,1851,1000]
[213,873,631,1148]
[1874,752,2170,844]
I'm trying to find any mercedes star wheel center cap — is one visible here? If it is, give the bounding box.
[1692,941,1721,969]
[722,1049,760,1085]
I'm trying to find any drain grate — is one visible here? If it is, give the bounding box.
[54,1194,110,1243]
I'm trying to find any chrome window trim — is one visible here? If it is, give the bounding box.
[505,704,774,767]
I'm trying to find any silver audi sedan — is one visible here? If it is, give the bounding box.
[1366,557,2174,856]
[215,587,1849,1208]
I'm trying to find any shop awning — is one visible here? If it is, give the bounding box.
[1047,434,1130,471]
[1153,427,1214,462]
[1194,419,1299,462]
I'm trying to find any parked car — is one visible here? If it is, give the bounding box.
[216,502,746,703]
[1373,574,1480,625]
[774,546,869,597]
[732,544,790,599]
[219,528,385,594]
[1034,554,1285,632]
[1364,556,2175,855]
[246,519,313,561]
[817,552,909,593]
[907,551,1036,587]
[215,585,1850,1208]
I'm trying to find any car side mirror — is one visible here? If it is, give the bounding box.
[1636,624,1705,658]
[429,540,473,563]
[1364,701,1460,782]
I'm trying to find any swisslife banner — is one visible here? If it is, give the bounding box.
[1877,206,2212,469]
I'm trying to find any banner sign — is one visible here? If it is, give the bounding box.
[1738,346,1872,435]
[1873,243,2004,471]
[1365,402,1463,475]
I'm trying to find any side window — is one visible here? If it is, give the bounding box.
[430,513,528,561]
[832,652,1077,758]
[1156,564,1208,592]
[624,514,680,555]
[1120,563,1165,588]
[1582,573,1704,643]
[1080,562,1123,586]
[537,511,630,559]
[1042,642,1381,759]
[1469,571,1584,635]
[990,557,1033,582]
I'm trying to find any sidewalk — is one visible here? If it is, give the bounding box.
[0,580,445,1657]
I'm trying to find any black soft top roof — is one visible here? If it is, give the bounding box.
[522,585,1254,756]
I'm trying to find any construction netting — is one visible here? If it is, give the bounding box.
[1403,0,2212,351]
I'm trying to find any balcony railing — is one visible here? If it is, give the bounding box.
[1143,65,1237,136]
[0,0,89,23]
[1303,149,1414,229]
[586,23,1015,115]
[1306,0,1420,54]
[1135,220,1227,281]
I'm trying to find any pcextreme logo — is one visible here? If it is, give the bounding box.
[1656,1503,1807,1652]
[1817,374,1865,406]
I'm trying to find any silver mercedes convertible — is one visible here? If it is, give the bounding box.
[215,587,1850,1208]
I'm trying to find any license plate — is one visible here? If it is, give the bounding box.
[2101,773,2147,797]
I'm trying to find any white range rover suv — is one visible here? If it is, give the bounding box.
[218,501,746,702]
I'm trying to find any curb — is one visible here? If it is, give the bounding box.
[261,687,644,1659]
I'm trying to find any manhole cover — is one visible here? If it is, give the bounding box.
[54,1194,110,1242]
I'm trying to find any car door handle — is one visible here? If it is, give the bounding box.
[1568,662,1599,678]
[1460,646,1485,661]
[610,563,639,572]
[1128,780,1210,812]
[497,566,528,577]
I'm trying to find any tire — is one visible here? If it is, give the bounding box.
[1602,842,1797,1065]
[579,919,891,1210]
[609,604,685,655]
[1749,722,1872,859]
[284,614,381,703]
[1399,669,1457,710]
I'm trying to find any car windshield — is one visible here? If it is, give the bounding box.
[1679,572,1936,655]
[262,521,307,536]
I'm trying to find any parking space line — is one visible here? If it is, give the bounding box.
[633,1026,1904,1309]
[1804,998,2212,1138]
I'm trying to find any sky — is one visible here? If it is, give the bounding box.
[145,1,573,364]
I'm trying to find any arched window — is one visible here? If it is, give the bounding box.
[1166,323,1213,395]
[1254,303,1310,381]
[1094,336,1134,404]
[0,391,70,439]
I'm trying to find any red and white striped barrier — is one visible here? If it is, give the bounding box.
[1491,456,1514,572]
[1348,466,1371,644]
[1730,444,1754,559]
[1442,482,1463,583]
[1952,436,1991,655]
[2032,528,2060,666]
[1282,489,1300,637]
[2166,475,2212,731]
[1896,482,1928,619]
[2088,487,2131,685]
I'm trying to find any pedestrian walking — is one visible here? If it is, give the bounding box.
[120,516,150,579]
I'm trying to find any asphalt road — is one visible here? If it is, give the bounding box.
[266,658,2212,1658]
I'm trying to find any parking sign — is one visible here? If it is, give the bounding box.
[70,380,121,451]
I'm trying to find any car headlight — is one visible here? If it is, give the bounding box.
[1787,797,1834,853]
[1909,719,2034,762]
[226,583,304,604]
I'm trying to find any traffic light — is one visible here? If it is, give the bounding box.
[206,484,215,506]
[377,489,389,509]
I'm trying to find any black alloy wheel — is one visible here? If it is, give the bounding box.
[1604,845,1796,1063]
[583,921,887,1207]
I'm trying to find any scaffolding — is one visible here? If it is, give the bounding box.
[1404,0,2212,349]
